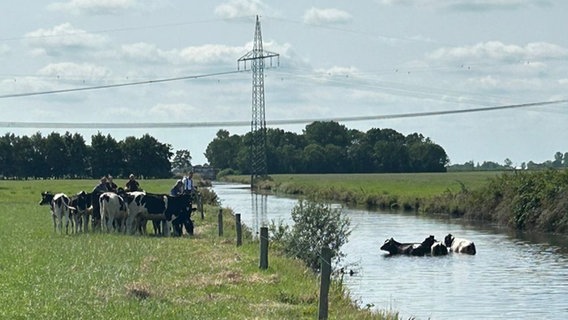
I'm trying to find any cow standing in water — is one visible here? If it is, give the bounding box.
[444,233,476,255]
[380,235,437,256]
[39,191,73,234]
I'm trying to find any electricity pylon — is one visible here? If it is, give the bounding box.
[238,15,279,188]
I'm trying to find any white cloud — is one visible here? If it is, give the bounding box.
[37,62,112,80]
[149,103,199,120]
[178,44,246,65]
[119,42,174,64]
[380,0,552,11]
[427,41,568,62]
[303,7,352,25]
[25,23,108,56]
[118,42,248,65]
[315,66,359,77]
[214,0,267,19]
[0,44,10,55]
[48,0,137,15]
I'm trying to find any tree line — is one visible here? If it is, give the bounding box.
[0,132,176,179]
[3,121,566,179]
[448,152,568,171]
[205,121,450,174]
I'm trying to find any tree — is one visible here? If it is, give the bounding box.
[552,152,563,168]
[205,130,243,170]
[137,134,173,178]
[407,142,448,172]
[44,132,68,177]
[504,158,513,169]
[64,132,89,178]
[304,121,350,147]
[373,141,409,173]
[90,132,123,178]
[0,134,14,177]
[302,144,326,173]
[171,149,193,174]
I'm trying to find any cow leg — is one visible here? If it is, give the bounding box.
[164,220,172,237]
[73,212,79,234]
[109,216,115,233]
[82,213,89,232]
[184,219,194,236]
[56,211,63,234]
[63,209,70,234]
[152,220,160,236]
[51,212,56,233]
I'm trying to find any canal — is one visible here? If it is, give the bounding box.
[211,182,568,320]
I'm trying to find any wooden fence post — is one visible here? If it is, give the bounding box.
[259,226,269,269]
[318,247,332,320]
[235,213,242,247]
[198,193,204,219]
[218,208,223,237]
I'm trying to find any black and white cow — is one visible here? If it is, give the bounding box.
[39,191,74,234]
[69,191,92,233]
[99,192,129,233]
[124,191,193,236]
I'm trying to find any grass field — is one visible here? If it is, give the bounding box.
[269,172,500,198]
[225,172,501,209]
[0,179,395,320]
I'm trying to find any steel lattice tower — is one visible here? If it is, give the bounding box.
[238,16,279,187]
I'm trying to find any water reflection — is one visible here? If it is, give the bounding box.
[250,193,268,237]
[213,183,568,320]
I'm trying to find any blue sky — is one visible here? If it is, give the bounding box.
[1,0,567,166]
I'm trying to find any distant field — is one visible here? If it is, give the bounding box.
[269,172,500,198]
[227,171,500,197]
[224,172,502,210]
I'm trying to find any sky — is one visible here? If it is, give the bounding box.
[1,0,567,167]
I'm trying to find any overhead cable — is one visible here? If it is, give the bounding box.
[1,99,565,129]
[0,70,247,99]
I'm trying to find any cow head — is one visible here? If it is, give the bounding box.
[444,234,454,247]
[39,191,54,206]
[420,235,437,249]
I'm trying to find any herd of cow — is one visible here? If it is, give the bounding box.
[380,234,477,256]
[38,189,196,237]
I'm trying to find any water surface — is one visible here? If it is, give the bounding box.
[212,183,568,320]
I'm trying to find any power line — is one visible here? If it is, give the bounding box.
[0,70,247,99]
[1,99,565,129]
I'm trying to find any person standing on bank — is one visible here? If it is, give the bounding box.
[125,174,140,192]
[170,179,184,196]
[105,174,118,193]
[182,171,195,194]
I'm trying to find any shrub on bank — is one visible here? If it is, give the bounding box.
[426,169,568,233]
[274,200,351,272]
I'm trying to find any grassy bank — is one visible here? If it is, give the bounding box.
[224,172,500,210]
[0,180,396,320]
[224,170,568,234]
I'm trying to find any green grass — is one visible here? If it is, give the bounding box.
[0,179,396,320]
[225,172,500,210]
[269,172,499,197]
